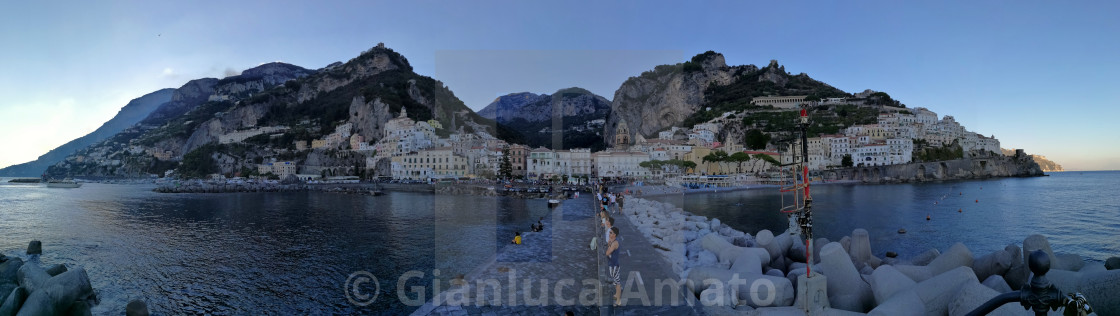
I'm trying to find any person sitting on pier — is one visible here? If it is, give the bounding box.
[511,232,521,245]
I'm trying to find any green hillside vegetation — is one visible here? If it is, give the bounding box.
[683,63,850,127]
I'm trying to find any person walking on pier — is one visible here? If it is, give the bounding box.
[606,226,622,306]
[608,193,617,213]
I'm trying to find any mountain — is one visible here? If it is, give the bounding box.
[604,52,848,146]
[1002,148,1063,172]
[479,87,611,150]
[0,88,174,177]
[46,44,518,179]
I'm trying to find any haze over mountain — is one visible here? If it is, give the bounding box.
[479,87,611,150]
[0,89,174,177]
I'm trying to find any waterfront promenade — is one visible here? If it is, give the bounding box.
[410,195,697,315]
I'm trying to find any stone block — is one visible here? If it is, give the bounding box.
[910,248,940,266]
[0,286,28,316]
[1021,234,1057,270]
[1079,261,1106,274]
[818,242,873,312]
[870,265,916,305]
[26,241,41,255]
[44,264,67,277]
[0,258,22,284]
[1002,244,1028,290]
[848,229,872,267]
[730,250,763,276]
[947,281,1025,316]
[685,267,795,307]
[1054,252,1084,271]
[126,300,150,316]
[981,275,1012,293]
[971,250,1011,282]
[891,265,931,283]
[1105,256,1120,270]
[16,263,50,293]
[15,268,94,316]
[794,273,829,313]
[927,243,973,276]
[871,266,978,315]
[839,236,851,253]
[788,238,808,264]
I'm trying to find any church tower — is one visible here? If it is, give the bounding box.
[614,119,631,149]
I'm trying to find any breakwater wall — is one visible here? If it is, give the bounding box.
[822,153,1044,184]
[622,197,1120,314]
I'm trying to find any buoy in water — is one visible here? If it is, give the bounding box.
[975,199,978,203]
[958,208,962,213]
[898,229,907,234]
[926,214,931,221]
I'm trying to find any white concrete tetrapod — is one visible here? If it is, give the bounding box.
[818,242,873,312]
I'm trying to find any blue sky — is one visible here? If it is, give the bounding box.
[1,1,1117,170]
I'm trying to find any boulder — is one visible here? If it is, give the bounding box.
[971,250,1012,282]
[16,264,50,293]
[1106,256,1120,270]
[26,241,41,255]
[1043,268,1120,315]
[730,251,763,276]
[813,238,830,264]
[981,275,1012,293]
[1079,262,1106,274]
[698,250,719,267]
[684,267,795,307]
[890,265,932,283]
[1054,252,1084,271]
[910,248,941,266]
[788,238,808,264]
[765,269,784,278]
[126,300,150,316]
[0,286,28,316]
[868,266,978,316]
[927,243,973,276]
[15,268,95,316]
[756,230,775,247]
[870,265,916,305]
[839,236,851,253]
[817,242,873,312]
[848,229,872,267]
[64,301,92,316]
[700,234,770,267]
[1002,244,1028,290]
[1021,234,1057,269]
[0,258,23,284]
[45,264,67,277]
[947,281,1025,316]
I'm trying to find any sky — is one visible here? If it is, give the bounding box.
[1,1,1117,171]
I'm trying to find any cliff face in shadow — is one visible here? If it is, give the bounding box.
[822,151,1044,183]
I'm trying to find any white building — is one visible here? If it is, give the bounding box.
[390,147,467,180]
[592,150,651,179]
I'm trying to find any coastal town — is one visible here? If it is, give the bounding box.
[244,92,1003,186]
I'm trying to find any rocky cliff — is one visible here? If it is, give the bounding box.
[0,89,175,176]
[604,52,744,146]
[604,53,849,146]
[1002,148,1063,172]
[822,151,1044,183]
[480,87,611,149]
[46,44,516,179]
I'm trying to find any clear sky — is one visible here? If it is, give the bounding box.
[1,1,1117,171]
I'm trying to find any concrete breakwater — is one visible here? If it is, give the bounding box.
[0,240,107,315]
[623,197,1120,314]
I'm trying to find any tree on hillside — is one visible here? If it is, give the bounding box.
[499,147,513,180]
[745,129,771,150]
[730,152,752,173]
[842,154,853,168]
[753,153,780,167]
[702,150,730,174]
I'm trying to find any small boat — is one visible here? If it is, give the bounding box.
[46,179,82,188]
[547,199,561,207]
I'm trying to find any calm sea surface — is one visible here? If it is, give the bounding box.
[0,183,553,315]
[1,171,1116,314]
[649,171,1120,262]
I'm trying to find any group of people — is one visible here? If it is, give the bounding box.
[596,187,625,306]
[512,217,546,245]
